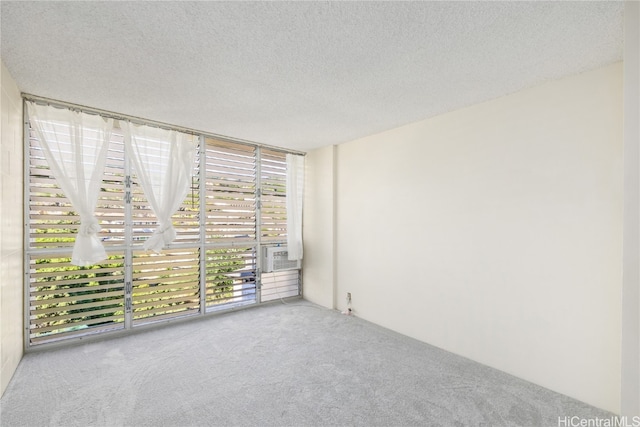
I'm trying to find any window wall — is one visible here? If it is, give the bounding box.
[25,101,301,347]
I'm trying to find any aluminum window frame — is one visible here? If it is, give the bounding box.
[23,95,304,349]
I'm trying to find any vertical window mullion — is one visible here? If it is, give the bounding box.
[22,101,32,351]
[124,152,133,329]
[256,146,263,303]
[199,136,207,314]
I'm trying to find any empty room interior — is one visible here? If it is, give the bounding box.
[1,1,640,426]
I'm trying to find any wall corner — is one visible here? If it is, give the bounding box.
[302,145,337,309]
[622,0,640,417]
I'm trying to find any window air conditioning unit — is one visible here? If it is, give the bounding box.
[263,246,301,273]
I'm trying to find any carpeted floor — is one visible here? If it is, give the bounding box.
[0,299,614,426]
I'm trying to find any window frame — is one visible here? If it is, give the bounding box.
[23,96,304,348]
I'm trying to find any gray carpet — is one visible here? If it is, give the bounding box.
[0,299,614,427]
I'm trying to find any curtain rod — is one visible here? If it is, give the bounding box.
[22,93,306,156]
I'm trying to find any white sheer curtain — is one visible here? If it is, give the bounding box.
[286,154,304,261]
[121,122,197,252]
[27,101,113,266]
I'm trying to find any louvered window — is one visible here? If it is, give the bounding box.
[28,133,126,249]
[206,246,257,310]
[204,138,256,243]
[25,101,302,347]
[28,253,126,344]
[130,146,200,246]
[260,149,287,243]
[261,270,300,302]
[28,130,126,344]
[132,248,201,324]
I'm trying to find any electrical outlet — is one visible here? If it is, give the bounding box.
[347,292,351,303]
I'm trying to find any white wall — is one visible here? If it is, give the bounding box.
[334,63,623,413]
[0,60,24,396]
[622,0,640,417]
[302,145,336,309]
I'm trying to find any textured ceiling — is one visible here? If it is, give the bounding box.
[0,1,624,152]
